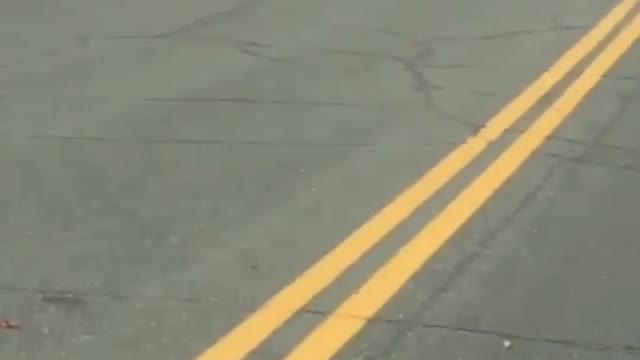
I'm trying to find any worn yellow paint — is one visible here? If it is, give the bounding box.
[195,1,637,359]
[285,9,640,360]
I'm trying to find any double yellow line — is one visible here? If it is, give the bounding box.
[197,1,640,358]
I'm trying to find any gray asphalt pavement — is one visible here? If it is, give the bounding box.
[1,0,639,359]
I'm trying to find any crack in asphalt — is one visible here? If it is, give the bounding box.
[335,21,587,45]
[83,6,590,45]
[234,41,289,63]
[429,24,588,43]
[303,309,640,356]
[0,129,637,156]
[308,45,488,134]
[502,126,640,159]
[15,22,568,141]
[0,284,209,306]
[536,79,640,174]
[553,71,640,173]
[23,134,375,148]
[543,152,640,175]
[154,0,274,38]
[604,74,640,81]
[2,131,634,154]
[583,80,640,158]
[396,57,485,133]
[142,96,362,107]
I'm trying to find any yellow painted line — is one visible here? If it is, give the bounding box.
[195,1,636,359]
[285,10,640,360]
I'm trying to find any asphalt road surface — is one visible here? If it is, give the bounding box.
[2,0,640,359]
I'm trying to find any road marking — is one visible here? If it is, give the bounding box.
[284,9,640,360]
[194,1,636,359]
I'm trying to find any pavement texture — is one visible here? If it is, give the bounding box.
[1,0,639,359]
